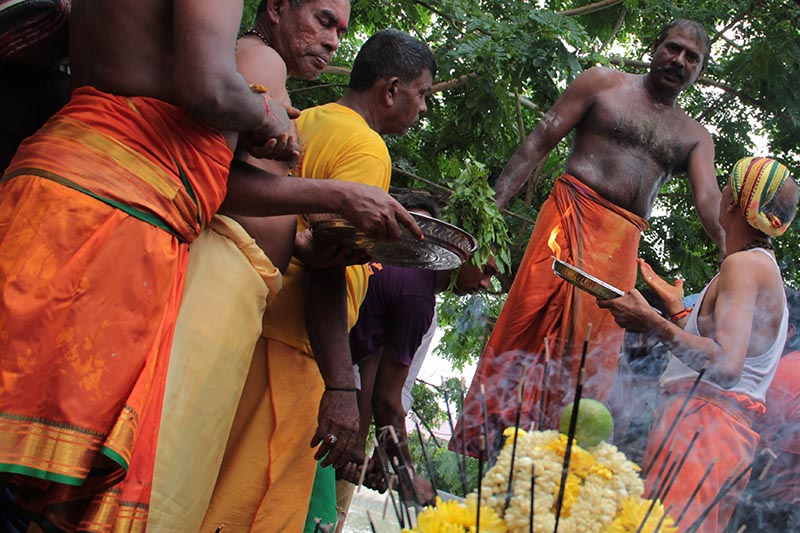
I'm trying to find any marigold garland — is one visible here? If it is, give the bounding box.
[406,429,678,533]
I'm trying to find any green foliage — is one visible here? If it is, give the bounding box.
[408,379,480,496]
[408,430,480,497]
[441,158,512,275]
[434,291,504,370]
[241,0,260,32]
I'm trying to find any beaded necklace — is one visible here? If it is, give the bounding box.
[739,240,774,252]
[242,27,270,46]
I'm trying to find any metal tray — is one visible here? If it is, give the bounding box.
[310,212,478,270]
[552,258,624,299]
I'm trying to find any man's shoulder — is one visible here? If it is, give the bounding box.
[575,66,630,88]
[236,40,288,76]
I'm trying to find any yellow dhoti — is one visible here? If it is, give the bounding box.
[201,338,324,532]
[148,215,282,532]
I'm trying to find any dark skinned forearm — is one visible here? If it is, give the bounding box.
[220,158,347,217]
[305,266,355,390]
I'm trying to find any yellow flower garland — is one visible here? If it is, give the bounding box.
[408,429,678,533]
[402,497,506,533]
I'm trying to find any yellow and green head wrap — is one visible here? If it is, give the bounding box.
[729,156,792,237]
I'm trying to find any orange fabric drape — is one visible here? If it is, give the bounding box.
[455,174,647,457]
[0,87,230,532]
[644,385,763,533]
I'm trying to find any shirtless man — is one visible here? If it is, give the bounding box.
[458,20,725,455]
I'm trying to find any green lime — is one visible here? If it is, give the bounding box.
[559,398,613,447]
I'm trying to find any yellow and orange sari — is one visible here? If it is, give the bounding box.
[0,86,231,532]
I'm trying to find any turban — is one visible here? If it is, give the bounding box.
[729,156,792,237]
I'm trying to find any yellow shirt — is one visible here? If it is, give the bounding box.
[263,103,392,353]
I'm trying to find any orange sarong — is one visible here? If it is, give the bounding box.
[0,86,231,532]
[644,383,763,533]
[456,173,647,456]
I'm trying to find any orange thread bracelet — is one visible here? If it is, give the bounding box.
[249,84,277,126]
[670,307,692,322]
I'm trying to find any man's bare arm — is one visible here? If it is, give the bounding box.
[306,266,360,469]
[222,159,422,240]
[686,129,725,254]
[172,0,284,133]
[599,255,766,387]
[234,38,300,162]
[494,67,606,210]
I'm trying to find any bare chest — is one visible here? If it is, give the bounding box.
[587,96,697,171]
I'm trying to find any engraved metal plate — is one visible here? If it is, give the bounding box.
[552,258,624,299]
[311,212,478,270]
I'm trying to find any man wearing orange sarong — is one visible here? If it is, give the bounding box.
[602,157,798,533]
[0,87,233,532]
[0,1,301,530]
[459,174,646,455]
[457,20,724,456]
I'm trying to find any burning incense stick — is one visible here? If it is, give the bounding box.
[657,426,703,504]
[443,380,468,494]
[366,511,377,533]
[356,442,371,493]
[480,383,494,465]
[647,443,675,500]
[412,406,442,448]
[373,436,404,527]
[684,460,753,533]
[387,425,420,502]
[553,324,592,533]
[477,435,485,533]
[757,447,778,481]
[504,368,528,510]
[636,458,677,533]
[393,456,414,527]
[459,378,469,480]
[312,518,321,533]
[529,463,535,533]
[214,526,225,533]
[536,337,552,430]
[653,504,673,533]
[414,419,438,496]
[675,457,718,526]
[643,367,707,478]
[381,485,390,520]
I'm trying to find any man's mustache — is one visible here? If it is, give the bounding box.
[660,65,684,79]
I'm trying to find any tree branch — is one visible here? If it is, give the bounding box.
[408,0,460,27]
[557,0,624,17]
[430,73,478,94]
[597,8,627,54]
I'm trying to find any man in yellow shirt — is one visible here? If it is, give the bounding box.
[201,29,436,532]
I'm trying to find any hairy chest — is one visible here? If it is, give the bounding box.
[587,97,698,171]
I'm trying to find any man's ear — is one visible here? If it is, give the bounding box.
[381,77,400,107]
[266,0,286,24]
